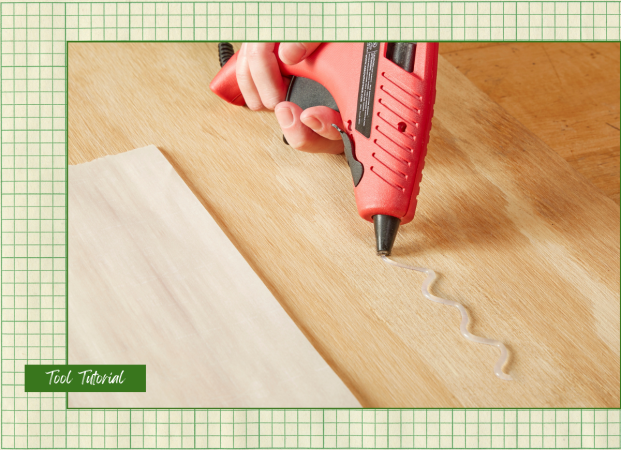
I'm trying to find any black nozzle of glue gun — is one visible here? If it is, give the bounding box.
[374,215,401,256]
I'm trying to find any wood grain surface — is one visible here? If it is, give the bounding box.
[440,43,620,204]
[68,43,620,408]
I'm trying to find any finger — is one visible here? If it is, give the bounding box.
[279,43,322,65]
[300,106,345,141]
[246,43,288,110]
[275,102,344,154]
[236,43,265,111]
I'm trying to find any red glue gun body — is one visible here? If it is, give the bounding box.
[210,42,439,255]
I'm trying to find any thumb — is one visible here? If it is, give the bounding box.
[279,43,322,65]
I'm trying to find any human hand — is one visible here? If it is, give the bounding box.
[236,43,344,154]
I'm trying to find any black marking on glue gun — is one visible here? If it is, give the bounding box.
[332,124,364,187]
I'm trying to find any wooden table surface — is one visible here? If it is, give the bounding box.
[441,43,620,204]
[69,43,620,408]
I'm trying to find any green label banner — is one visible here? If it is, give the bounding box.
[25,365,146,392]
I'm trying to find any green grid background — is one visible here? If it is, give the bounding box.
[1,1,620,449]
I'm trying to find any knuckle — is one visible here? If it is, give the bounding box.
[236,71,251,83]
[235,64,252,80]
[246,44,271,59]
[262,95,281,110]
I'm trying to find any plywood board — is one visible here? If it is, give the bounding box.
[68,145,361,408]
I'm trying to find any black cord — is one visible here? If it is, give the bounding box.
[218,42,235,67]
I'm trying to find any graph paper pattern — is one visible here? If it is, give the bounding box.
[1,1,620,448]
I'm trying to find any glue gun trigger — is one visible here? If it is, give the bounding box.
[332,124,364,187]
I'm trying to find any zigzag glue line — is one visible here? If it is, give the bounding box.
[381,255,512,381]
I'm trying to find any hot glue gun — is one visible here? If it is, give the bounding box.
[210,42,439,256]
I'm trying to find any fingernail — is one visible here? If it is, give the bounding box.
[303,116,322,131]
[287,43,307,63]
[275,106,294,128]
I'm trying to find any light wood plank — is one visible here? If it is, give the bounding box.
[68,146,361,408]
